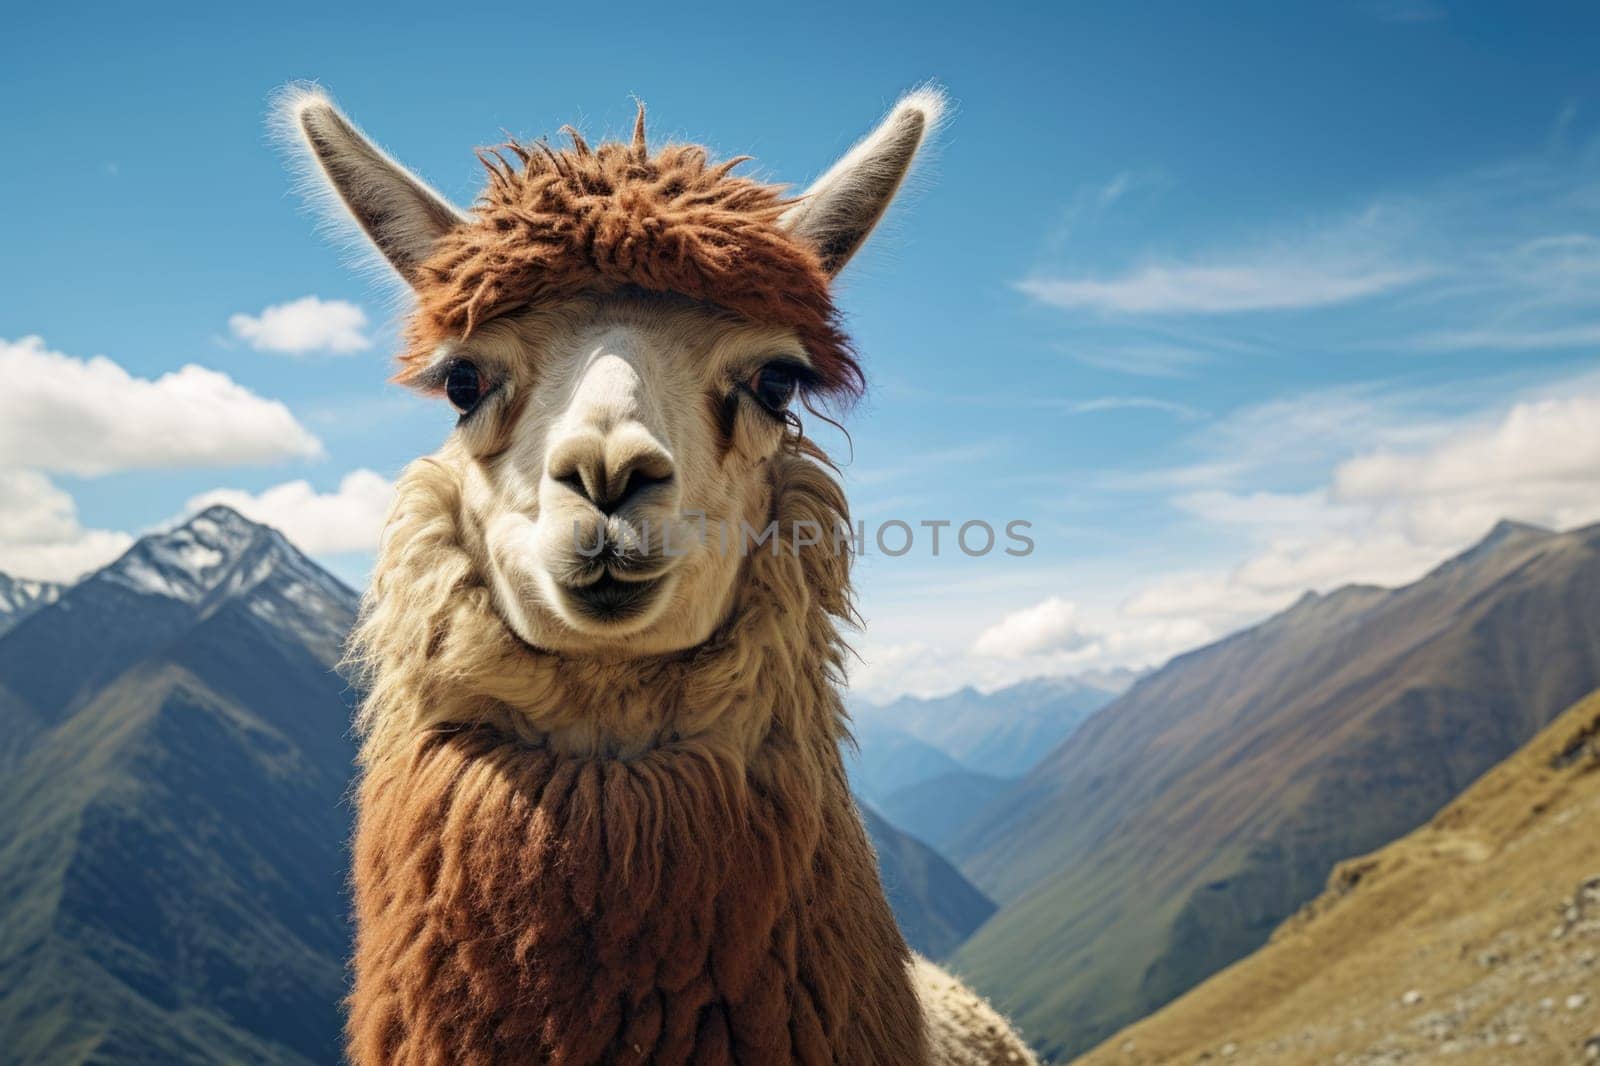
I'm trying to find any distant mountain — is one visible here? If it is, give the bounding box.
[0,507,360,1063]
[1077,685,1600,1065]
[862,805,998,960]
[878,769,1013,851]
[0,574,65,638]
[855,674,1118,779]
[846,720,970,805]
[951,519,1600,1061]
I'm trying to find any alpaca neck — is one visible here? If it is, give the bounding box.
[347,454,924,1063]
[349,719,922,1064]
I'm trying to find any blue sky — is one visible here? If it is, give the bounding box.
[7,1,1600,699]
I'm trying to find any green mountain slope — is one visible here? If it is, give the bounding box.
[0,508,359,1064]
[951,520,1600,1062]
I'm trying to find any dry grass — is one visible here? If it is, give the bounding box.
[1075,688,1600,1065]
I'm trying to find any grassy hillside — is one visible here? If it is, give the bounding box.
[951,520,1600,1061]
[1076,687,1600,1065]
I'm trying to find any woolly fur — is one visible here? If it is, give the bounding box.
[400,109,863,402]
[349,456,926,1063]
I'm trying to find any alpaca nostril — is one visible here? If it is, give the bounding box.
[612,467,674,509]
[597,464,673,514]
[549,453,674,515]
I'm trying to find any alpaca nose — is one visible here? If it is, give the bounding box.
[546,424,676,515]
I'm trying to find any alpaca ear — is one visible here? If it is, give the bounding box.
[780,88,945,277]
[281,88,466,285]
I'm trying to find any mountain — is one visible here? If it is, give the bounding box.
[0,507,360,1063]
[1077,686,1600,1065]
[878,769,1013,851]
[0,574,65,638]
[848,676,1118,850]
[855,675,1118,779]
[951,519,1600,1061]
[846,720,971,805]
[862,805,998,960]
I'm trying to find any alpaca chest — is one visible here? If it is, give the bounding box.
[345,727,925,1065]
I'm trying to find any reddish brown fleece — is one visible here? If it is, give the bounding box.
[401,109,862,400]
[348,725,923,1065]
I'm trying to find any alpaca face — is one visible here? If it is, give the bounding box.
[417,296,812,655]
[287,88,940,657]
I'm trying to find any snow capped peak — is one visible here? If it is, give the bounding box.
[102,506,265,603]
[0,573,66,623]
[96,505,355,618]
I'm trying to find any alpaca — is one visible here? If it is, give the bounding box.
[285,85,1037,1065]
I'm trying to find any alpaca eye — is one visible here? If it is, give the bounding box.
[747,363,799,415]
[445,360,485,414]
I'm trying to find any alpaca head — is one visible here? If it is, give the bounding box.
[288,88,939,659]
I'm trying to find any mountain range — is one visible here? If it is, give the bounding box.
[0,508,997,1062]
[1078,685,1600,1064]
[855,675,1122,780]
[949,519,1600,1061]
[6,510,1597,1063]
[847,675,1121,848]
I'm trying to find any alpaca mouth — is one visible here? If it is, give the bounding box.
[558,572,667,625]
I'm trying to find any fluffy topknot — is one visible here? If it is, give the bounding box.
[401,107,863,401]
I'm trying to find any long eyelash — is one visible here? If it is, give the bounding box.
[412,359,458,392]
[765,358,822,389]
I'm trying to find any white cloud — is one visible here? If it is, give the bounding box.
[1023,185,1445,317]
[852,611,1213,704]
[1019,262,1427,315]
[187,469,395,556]
[228,296,372,355]
[0,470,132,582]
[972,596,1096,658]
[0,336,323,476]
[1122,381,1600,635]
[1067,396,1207,420]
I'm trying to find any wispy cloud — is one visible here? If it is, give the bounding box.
[1043,169,1168,254]
[1065,396,1207,420]
[1018,261,1429,314]
[1410,322,1600,352]
[1066,342,1211,378]
[844,440,1006,489]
